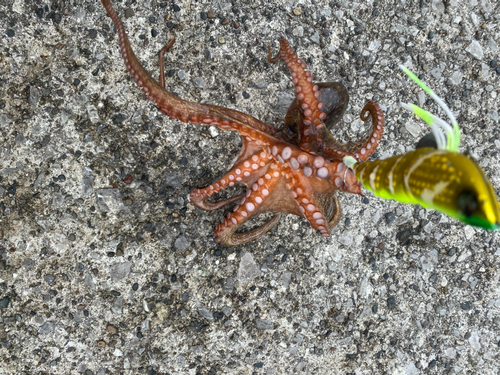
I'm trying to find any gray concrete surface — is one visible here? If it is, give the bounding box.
[1,0,500,374]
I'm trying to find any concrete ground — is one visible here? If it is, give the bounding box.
[1,0,499,374]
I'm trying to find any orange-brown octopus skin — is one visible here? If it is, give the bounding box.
[100,0,386,245]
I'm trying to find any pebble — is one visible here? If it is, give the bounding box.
[489,109,499,122]
[406,363,419,375]
[223,277,234,293]
[242,91,250,99]
[44,274,55,283]
[112,297,123,314]
[466,40,484,60]
[447,71,463,85]
[124,8,134,18]
[405,121,421,138]
[207,9,215,18]
[198,308,213,320]
[310,31,320,44]
[387,297,396,308]
[0,297,9,308]
[293,7,302,16]
[110,262,131,280]
[96,189,124,212]
[174,235,190,251]
[38,321,55,334]
[292,26,304,37]
[430,67,442,79]
[29,86,40,106]
[200,12,207,20]
[280,271,292,288]
[192,77,206,89]
[254,81,268,89]
[107,324,118,334]
[238,253,259,284]
[178,70,186,80]
[256,318,274,330]
[469,331,481,350]
[384,212,395,225]
[420,249,438,271]
[460,301,472,310]
[89,29,97,39]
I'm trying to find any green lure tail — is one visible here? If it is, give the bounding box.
[399,65,461,152]
[343,68,500,230]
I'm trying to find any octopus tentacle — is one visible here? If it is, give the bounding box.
[158,38,176,88]
[215,163,284,245]
[268,39,325,152]
[280,82,350,157]
[343,168,362,195]
[320,101,385,161]
[190,192,246,211]
[266,141,349,185]
[190,148,274,210]
[353,101,385,161]
[101,0,207,116]
[288,174,342,237]
[101,0,277,135]
[327,192,342,229]
[216,214,282,246]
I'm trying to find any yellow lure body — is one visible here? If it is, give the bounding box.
[351,148,500,230]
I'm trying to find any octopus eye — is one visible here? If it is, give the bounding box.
[285,125,296,139]
[458,190,478,217]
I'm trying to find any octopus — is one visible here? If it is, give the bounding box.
[101,0,385,245]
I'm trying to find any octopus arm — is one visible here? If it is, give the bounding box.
[101,0,277,135]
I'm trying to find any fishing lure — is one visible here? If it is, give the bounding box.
[344,66,500,230]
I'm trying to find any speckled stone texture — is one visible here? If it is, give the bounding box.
[1,0,500,374]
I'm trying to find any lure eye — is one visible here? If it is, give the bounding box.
[458,190,478,217]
